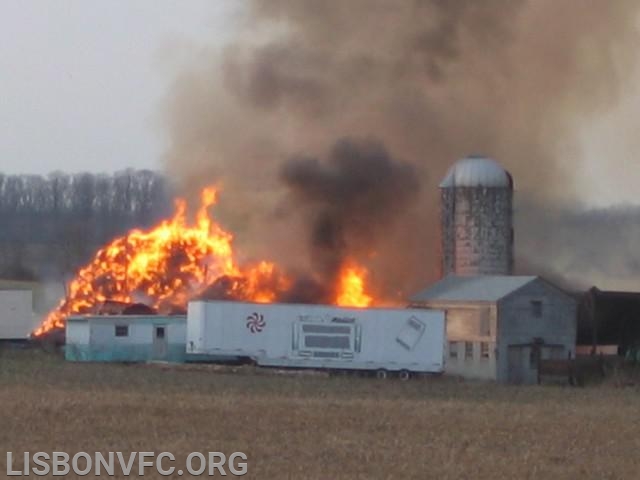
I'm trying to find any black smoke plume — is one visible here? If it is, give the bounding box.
[280,138,420,286]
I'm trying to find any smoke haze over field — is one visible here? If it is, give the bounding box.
[163,0,640,294]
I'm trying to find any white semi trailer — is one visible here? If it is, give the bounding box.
[0,290,35,340]
[186,300,445,376]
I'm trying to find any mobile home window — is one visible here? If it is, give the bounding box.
[480,342,490,359]
[531,300,543,318]
[449,341,458,359]
[115,325,129,337]
[465,341,473,359]
[155,326,165,339]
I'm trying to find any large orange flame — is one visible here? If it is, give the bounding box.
[33,186,373,337]
[33,187,288,336]
[335,260,373,308]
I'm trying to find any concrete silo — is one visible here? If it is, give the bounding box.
[440,155,514,276]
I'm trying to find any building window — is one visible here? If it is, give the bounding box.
[480,342,490,359]
[531,300,543,318]
[465,341,473,359]
[115,325,129,337]
[449,341,458,359]
[479,311,490,336]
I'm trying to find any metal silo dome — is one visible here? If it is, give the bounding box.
[439,155,514,277]
[439,155,512,189]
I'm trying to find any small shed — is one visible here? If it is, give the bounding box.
[410,275,577,384]
[0,289,36,340]
[65,315,186,363]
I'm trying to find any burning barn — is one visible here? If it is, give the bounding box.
[65,314,186,363]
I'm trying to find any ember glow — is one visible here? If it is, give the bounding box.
[33,187,373,336]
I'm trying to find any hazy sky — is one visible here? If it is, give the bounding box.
[1,2,639,207]
[0,1,239,175]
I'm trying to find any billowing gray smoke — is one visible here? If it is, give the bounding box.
[516,201,640,291]
[163,0,640,296]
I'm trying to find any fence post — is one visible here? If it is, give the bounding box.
[567,350,575,386]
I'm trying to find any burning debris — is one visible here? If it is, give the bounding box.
[33,187,374,337]
[91,300,157,316]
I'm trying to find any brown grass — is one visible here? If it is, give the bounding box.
[1,348,640,479]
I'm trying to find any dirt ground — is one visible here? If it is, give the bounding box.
[1,348,639,479]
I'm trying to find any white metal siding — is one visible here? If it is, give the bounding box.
[89,318,186,345]
[186,302,205,352]
[188,301,445,373]
[91,321,149,346]
[167,321,186,344]
[66,320,90,346]
[0,290,35,339]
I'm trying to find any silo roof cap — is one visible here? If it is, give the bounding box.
[440,155,512,188]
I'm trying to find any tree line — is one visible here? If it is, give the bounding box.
[0,170,172,281]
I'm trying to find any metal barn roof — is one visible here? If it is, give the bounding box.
[410,274,537,303]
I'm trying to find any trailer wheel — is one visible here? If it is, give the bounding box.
[375,369,388,380]
[398,370,411,381]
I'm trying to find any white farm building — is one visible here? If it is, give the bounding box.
[410,275,577,384]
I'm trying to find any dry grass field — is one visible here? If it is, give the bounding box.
[1,348,640,479]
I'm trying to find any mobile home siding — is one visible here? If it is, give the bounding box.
[65,315,186,363]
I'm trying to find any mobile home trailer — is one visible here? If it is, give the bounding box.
[187,301,445,375]
[65,315,186,363]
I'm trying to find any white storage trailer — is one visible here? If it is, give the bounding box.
[0,290,35,340]
[187,301,445,374]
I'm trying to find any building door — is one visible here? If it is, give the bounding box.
[507,345,538,384]
[152,325,168,360]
